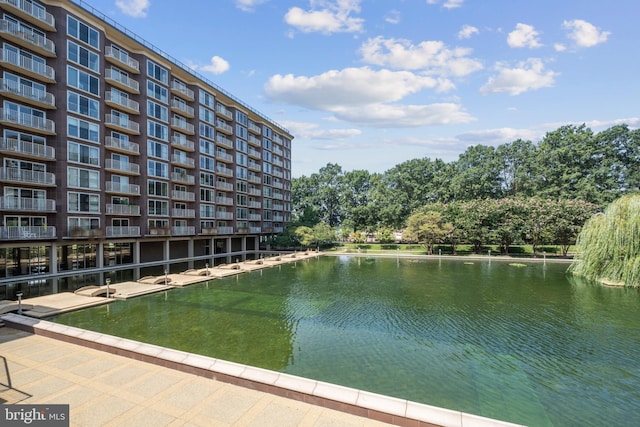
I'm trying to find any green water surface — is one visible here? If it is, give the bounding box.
[52,256,640,426]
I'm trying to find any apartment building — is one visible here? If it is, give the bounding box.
[0,0,293,283]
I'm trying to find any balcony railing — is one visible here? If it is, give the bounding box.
[248,213,261,221]
[216,120,233,134]
[216,151,233,163]
[171,208,195,218]
[104,136,139,154]
[248,134,261,146]
[216,196,233,205]
[216,134,233,149]
[171,172,195,184]
[217,211,234,220]
[170,155,195,168]
[171,81,194,100]
[171,190,195,201]
[106,203,141,216]
[0,20,55,56]
[248,201,261,209]
[0,78,55,108]
[171,117,194,134]
[104,46,139,73]
[248,122,262,135]
[0,197,55,212]
[215,104,232,118]
[105,91,139,113]
[0,136,54,160]
[0,225,55,240]
[171,226,195,236]
[216,181,233,191]
[216,226,234,235]
[105,181,140,195]
[105,159,140,174]
[0,48,55,82]
[248,147,261,159]
[105,68,140,93]
[0,108,55,134]
[216,166,233,177]
[170,134,195,151]
[106,226,140,237]
[0,167,54,185]
[171,99,194,117]
[105,114,140,134]
[0,0,56,31]
[249,227,262,234]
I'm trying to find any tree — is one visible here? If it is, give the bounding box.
[569,194,640,287]
[450,145,503,200]
[404,211,453,255]
[496,139,538,197]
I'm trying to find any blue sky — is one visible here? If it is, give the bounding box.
[84,0,639,177]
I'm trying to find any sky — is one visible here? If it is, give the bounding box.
[81,0,639,177]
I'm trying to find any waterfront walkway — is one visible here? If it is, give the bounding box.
[0,326,395,427]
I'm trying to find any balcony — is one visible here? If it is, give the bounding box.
[171,190,195,201]
[216,196,233,206]
[171,171,195,185]
[247,134,261,146]
[273,146,285,156]
[106,203,140,216]
[170,81,194,101]
[248,161,261,172]
[215,120,233,135]
[148,227,170,236]
[274,214,285,222]
[105,114,140,135]
[171,99,194,117]
[216,151,233,163]
[248,213,261,221]
[0,225,55,240]
[216,181,233,191]
[171,117,194,135]
[0,197,55,212]
[105,159,140,175]
[104,136,139,155]
[104,46,139,74]
[105,91,139,114]
[0,108,55,135]
[216,165,233,177]
[0,136,54,160]
[272,158,284,168]
[273,203,285,211]
[273,170,284,178]
[272,181,284,189]
[215,104,232,119]
[248,147,261,159]
[106,226,141,238]
[105,181,140,195]
[0,48,55,83]
[217,211,234,220]
[217,226,234,235]
[105,68,140,94]
[249,188,261,197]
[248,174,261,184]
[216,134,233,149]
[0,20,55,57]
[248,122,262,135]
[248,200,262,209]
[170,154,195,168]
[170,134,195,152]
[0,78,55,109]
[171,226,195,236]
[249,226,262,234]
[0,167,54,186]
[0,0,56,32]
[172,208,195,218]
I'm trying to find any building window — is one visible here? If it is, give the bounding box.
[67,91,99,119]
[148,179,168,197]
[199,155,215,171]
[67,65,99,96]
[199,90,215,108]
[147,160,168,178]
[147,139,168,159]
[147,60,168,84]
[147,100,168,122]
[236,110,248,126]
[67,116,99,143]
[147,120,168,141]
[68,141,99,166]
[67,40,99,72]
[199,123,214,140]
[67,16,99,49]
[68,192,100,213]
[147,80,167,103]
[199,106,215,124]
[199,139,214,155]
[148,199,168,215]
[68,167,99,189]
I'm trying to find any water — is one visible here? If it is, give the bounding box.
[51,256,640,426]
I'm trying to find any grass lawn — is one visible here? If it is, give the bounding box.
[330,243,574,258]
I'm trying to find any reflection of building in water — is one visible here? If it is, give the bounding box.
[0,0,293,296]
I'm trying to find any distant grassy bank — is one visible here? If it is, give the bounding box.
[329,243,574,258]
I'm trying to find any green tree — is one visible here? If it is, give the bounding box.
[450,145,504,200]
[496,139,538,197]
[404,211,453,255]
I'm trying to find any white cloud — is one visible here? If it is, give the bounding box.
[543,117,640,130]
[458,25,479,40]
[507,23,542,48]
[199,56,230,75]
[554,43,566,52]
[332,103,475,127]
[115,0,149,18]
[385,9,401,25]
[359,36,483,77]
[562,19,610,48]
[284,0,364,34]
[264,67,475,127]
[427,0,464,9]
[456,127,542,145]
[480,58,558,96]
[281,121,362,139]
[234,0,268,12]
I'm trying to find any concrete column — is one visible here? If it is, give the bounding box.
[187,238,194,269]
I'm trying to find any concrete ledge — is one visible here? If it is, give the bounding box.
[1,313,524,427]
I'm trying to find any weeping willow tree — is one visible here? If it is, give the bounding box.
[569,194,640,287]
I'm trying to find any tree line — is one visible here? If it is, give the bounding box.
[275,123,639,251]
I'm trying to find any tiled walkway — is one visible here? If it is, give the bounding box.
[0,327,394,427]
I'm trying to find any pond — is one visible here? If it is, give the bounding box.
[51,256,640,426]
